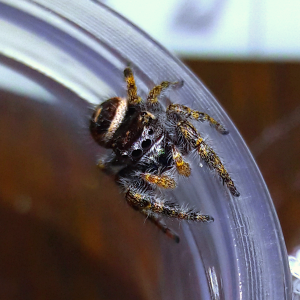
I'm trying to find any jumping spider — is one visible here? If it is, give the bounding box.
[90,67,240,243]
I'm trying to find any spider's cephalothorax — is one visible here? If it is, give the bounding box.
[90,67,240,243]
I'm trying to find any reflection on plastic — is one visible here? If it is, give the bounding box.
[208,266,220,300]
[289,248,300,299]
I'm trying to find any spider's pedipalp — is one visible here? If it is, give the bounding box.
[167,103,229,134]
[140,172,177,189]
[171,145,191,177]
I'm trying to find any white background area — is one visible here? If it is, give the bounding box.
[103,0,300,59]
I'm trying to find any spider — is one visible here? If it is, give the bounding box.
[90,67,240,243]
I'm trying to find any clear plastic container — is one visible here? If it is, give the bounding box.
[0,0,292,299]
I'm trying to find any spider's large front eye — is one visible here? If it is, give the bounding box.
[142,139,152,150]
[132,149,143,159]
[90,97,127,148]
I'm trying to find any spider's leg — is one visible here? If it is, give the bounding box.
[97,158,109,170]
[124,67,142,104]
[141,210,180,243]
[139,172,177,189]
[167,103,228,134]
[96,153,125,175]
[171,145,191,177]
[147,80,183,104]
[124,186,214,223]
[177,120,240,197]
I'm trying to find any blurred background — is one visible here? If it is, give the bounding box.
[101,0,300,252]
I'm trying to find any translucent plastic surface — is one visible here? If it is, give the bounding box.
[0,0,292,299]
[289,249,300,299]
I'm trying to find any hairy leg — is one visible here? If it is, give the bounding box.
[147,81,183,104]
[167,103,228,134]
[141,210,180,243]
[125,186,214,222]
[124,67,142,104]
[176,120,240,197]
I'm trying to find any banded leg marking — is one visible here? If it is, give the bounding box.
[177,120,240,197]
[147,81,183,104]
[124,67,142,104]
[125,188,214,222]
[168,103,228,134]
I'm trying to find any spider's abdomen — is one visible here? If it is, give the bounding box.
[112,110,145,154]
[90,97,128,148]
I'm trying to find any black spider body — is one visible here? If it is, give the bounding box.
[90,67,239,242]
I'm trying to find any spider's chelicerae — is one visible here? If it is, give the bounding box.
[90,67,240,243]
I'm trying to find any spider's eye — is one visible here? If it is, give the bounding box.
[132,149,143,158]
[142,139,152,150]
[148,128,154,135]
